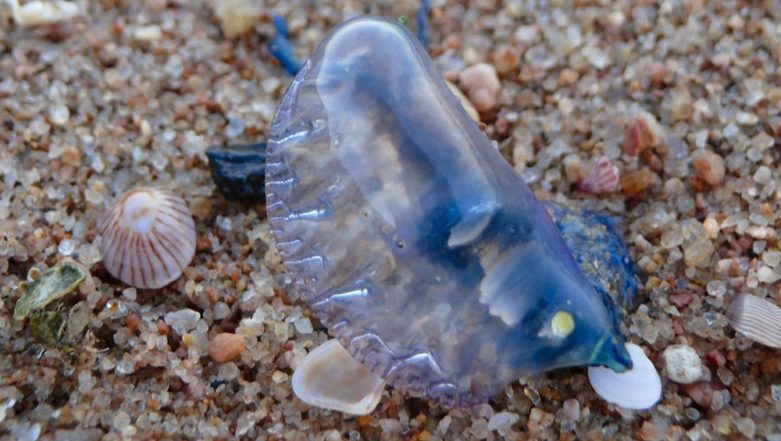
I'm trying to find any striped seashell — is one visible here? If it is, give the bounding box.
[579,156,619,194]
[727,294,781,348]
[99,187,196,289]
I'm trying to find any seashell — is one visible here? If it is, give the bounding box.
[727,294,781,348]
[292,339,385,415]
[579,156,619,194]
[265,17,633,407]
[99,187,195,289]
[14,260,86,320]
[588,343,662,410]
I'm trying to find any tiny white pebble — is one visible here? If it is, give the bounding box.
[663,345,703,384]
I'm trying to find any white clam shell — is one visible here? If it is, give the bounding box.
[292,339,385,415]
[588,343,662,410]
[99,187,196,289]
[727,294,781,348]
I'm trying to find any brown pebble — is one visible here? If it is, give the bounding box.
[492,44,518,75]
[558,70,578,88]
[190,196,212,221]
[648,61,667,86]
[125,313,141,333]
[623,114,656,156]
[157,319,170,335]
[620,168,654,196]
[692,150,725,186]
[206,287,219,304]
[681,381,714,408]
[208,332,246,363]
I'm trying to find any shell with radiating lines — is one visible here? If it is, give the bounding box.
[99,187,195,289]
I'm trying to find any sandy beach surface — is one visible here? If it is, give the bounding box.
[2,0,781,439]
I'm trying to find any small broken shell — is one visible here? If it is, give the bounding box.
[579,156,619,194]
[99,187,196,289]
[588,343,662,410]
[292,339,385,415]
[727,294,781,348]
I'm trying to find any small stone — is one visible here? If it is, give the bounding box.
[224,115,245,138]
[753,166,772,184]
[683,237,715,268]
[49,104,70,126]
[624,112,664,156]
[112,411,131,431]
[620,168,654,196]
[57,239,75,256]
[736,112,758,126]
[562,154,584,183]
[648,62,667,86]
[703,217,719,239]
[459,63,501,111]
[487,411,519,432]
[133,25,162,42]
[209,333,246,363]
[492,45,518,75]
[10,0,81,27]
[164,309,201,335]
[213,302,230,320]
[293,317,313,334]
[771,384,781,401]
[561,399,580,421]
[209,0,260,38]
[671,88,694,120]
[736,417,756,438]
[706,280,726,297]
[682,381,714,407]
[692,150,725,186]
[663,345,703,384]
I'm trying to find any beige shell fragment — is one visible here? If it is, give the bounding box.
[727,294,781,348]
[6,0,81,27]
[99,187,196,289]
[292,339,385,415]
[588,343,662,410]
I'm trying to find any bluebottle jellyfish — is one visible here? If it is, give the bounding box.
[254,16,637,407]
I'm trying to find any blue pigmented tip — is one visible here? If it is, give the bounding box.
[268,15,303,75]
[416,0,429,47]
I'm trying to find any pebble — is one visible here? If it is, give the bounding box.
[49,104,70,126]
[208,333,246,363]
[209,0,260,38]
[561,399,580,421]
[164,309,201,335]
[458,63,501,111]
[292,317,313,334]
[487,411,519,432]
[692,150,725,186]
[620,168,654,196]
[492,45,518,75]
[736,417,756,438]
[683,237,715,268]
[133,25,163,42]
[624,116,652,156]
[663,345,703,384]
[8,0,80,27]
[702,217,719,239]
